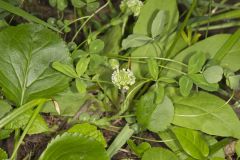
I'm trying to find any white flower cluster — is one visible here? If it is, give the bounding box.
[120,0,143,17]
[112,68,136,90]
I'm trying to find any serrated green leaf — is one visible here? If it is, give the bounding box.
[52,61,78,78]
[0,100,12,119]
[189,74,219,91]
[89,39,104,53]
[203,65,223,83]
[147,58,159,80]
[75,79,87,94]
[0,148,8,160]
[142,147,178,160]
[172,91,240,139]
[172,127,209,159]
[0,24,71,106]
[188,52,206,74]
[76,57,90,77]
[4,110,48,135]
[136,90,174,132]
[151,10,167,38]
[179,75,193,97]
[39,132,109,160]
[68,123,107,147]
[127,140,151,157]
[122,34,152,49]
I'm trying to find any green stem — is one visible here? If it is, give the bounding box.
[10,101,46,160]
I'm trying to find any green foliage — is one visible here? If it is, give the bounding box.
[68,123,107,147]
[151,10,167,39]
[39,132,109,160]
[127,140,151,157]
[134,0,178,36]
[76,57,90,77]
[188,52,206,74]
[89,39,105,53]
[122,34,152,49]
[52,61,78,78]
[172,127,209,159]
[203,65,223,84]
[172,92,240,139]
[5,110,48,134]
[147,58,159,80]
[0,24,71,106]
[42,89,87,116]
[142,147,178,160]
[179,76,193,97]
[0,148,8,160]
[136,89,174,132]
[0,100,12,119]
[235,140,240,159]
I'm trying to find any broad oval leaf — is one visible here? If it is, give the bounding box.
[134,0,178,36]
[89,39,105,53]
[203,65,223,83]
[142,147,178,160]
[76,57,90,77]
[151,10,167,38]
[172,127,209,159]
[147,58,159,80]
[172,91,240,139]
[188,52,206,74]
[39,133,109,160]
[75,79,87,94]
[136,90,174,132]
[0,24,71,106]
[179,75,193,97]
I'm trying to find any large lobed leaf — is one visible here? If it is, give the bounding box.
[172,91,240,139]
[0,24,71,106]
[40,132,109,160]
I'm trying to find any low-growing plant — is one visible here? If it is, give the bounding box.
[0,0,240,159]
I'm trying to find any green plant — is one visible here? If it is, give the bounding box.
[0,0,240,159]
